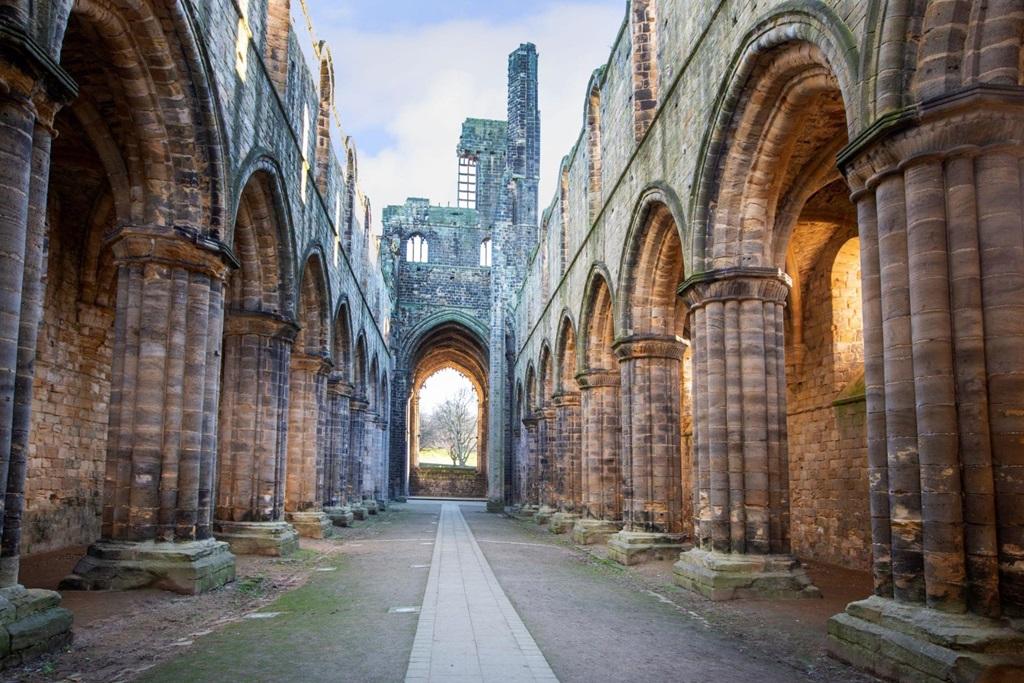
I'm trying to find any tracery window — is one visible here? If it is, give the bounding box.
[406,234,429,263]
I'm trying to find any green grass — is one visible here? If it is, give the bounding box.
[417,447,477,467]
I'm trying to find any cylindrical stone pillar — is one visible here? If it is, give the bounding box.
[348,398,368,518]
[285,353,333,538]
[828,101,1024,680]
[61,227,238,594]
[577,370,621,521]
[674,270,818,598]
[323,376,354,525]
[213,312,299,555]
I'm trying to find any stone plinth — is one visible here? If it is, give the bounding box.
[828,596,1024,683]
[512,505,538,520]
[534,505,555,526]
[60,538,236,594]
[548,512,580,534]
[376,500,388,512]
[214,521,298,557]
[364,500,379,515]
[673,548,820,600]
[286,511,333,539]
[571,519,622,545]
[0,586,73,670]
[325,506,355,527]
[351,504,368,521]
[607,531,688,566]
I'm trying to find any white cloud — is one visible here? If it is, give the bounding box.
[316,2,625,222]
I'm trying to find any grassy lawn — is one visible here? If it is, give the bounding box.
[417,447,477,467]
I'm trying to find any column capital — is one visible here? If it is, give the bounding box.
[540,406,557,420]
[575,369,619,388]
[223,310,299,342]
[613,334,687,362]
[107,226,240,280]
[0,19,77,124]
[291,352,332,375]
[521,414,540,427]
[678,267,790,308]
[551,391,580,408]
[350,398,369,413]
[327,375,355,397]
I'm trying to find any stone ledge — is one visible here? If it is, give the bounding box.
[672,548,820,600]
[571,519,622,545]
[548,512,580,534]
[59,538,236,594]
[828,596,1024,683]
[214,520,299,557]
[608,531,689,566]
[0,586,72,671]
[286,511,333,539]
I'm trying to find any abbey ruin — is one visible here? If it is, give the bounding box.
[0,0,1022,681]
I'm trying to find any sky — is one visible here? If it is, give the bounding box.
[418,368,476,415]
[301,0,626,221]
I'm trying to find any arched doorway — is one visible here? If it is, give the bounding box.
[400,319,489,499]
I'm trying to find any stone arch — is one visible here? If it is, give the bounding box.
[332,299,354,383]
[579,264,617,375]
[403,316,490,496]
[558,157,571,275]
[56,0,227,231]
[577,264,622,522]
[612,186,689,539]
[555,311,579,394]
[294,251,331,357]
[585,68,604,222]
[688,4,860,271]
[525,363,537,414]
[225,168,294,315]
[616,186,687,337]
[538,342,554,406]
[315,42,335,193]
[354,333,368,398]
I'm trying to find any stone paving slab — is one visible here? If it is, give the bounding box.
[406,503,558,683]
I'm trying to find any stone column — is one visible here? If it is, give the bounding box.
[534,406,557,525]
[348,398,368,519]
[827,92,1024,680]
[213,312,299,556]
[606,335,688,565]
[60,227,238,594]
[284,353,333,538]
[519,415,540,515]
[548,392,582,534]
[323,376,354,526]
[0,41,75,661]
[572,370,623,544]
[672,269,818,599]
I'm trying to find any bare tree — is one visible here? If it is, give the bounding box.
[432,387,477,466]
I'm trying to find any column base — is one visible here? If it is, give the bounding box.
[512,504,538,520]
[324,506,355,527]
[286,511,333,539]
[607,531,689,566]
[534,505,555,525]
[486,498,505,513]
[548,512,581,534]
[364,500,379,515]
[376,500,388,512]
[672,548,820,600]
[351,504,368,520]
[214,521,299,557]
[0,585,73,670]
[59,538,236,595]
[828,596,1024,683]
[571,519,623,545]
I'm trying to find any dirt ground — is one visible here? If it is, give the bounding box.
[4,509,415,683]
[2,503,877,683]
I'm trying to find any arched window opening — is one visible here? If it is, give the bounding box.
[406,234,429,263]
[480,238,493,267]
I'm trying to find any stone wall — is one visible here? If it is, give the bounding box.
[410,466,487,499]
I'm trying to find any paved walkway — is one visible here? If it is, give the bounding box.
[406,503,558,683]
